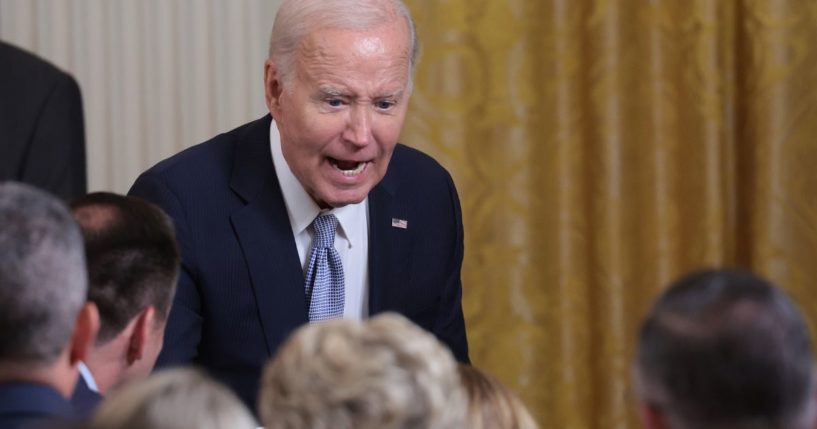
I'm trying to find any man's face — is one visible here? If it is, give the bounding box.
[265,20,412,208]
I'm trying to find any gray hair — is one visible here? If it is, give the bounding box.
[259,313,467,429]
[89,368,257,429]
[268,0,418,86]
[634,269,817,429]
[0,182,87,365]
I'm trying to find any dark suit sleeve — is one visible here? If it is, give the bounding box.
[129,173,203,367]
[21,73,86,200]
[435,170,470,363]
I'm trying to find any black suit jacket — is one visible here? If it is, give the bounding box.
[129,115,469,410]
[0,41,86,201]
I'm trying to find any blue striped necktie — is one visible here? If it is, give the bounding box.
[304,214,345,321]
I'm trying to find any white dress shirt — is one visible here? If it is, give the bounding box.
[78,361,99,393]
[269,121,369,319]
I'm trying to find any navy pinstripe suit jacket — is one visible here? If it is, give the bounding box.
[129,115,468,411]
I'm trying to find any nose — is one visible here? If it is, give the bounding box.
[343,105,373,147]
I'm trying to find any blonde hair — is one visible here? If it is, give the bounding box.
[459,364,539,429]
[259,313,467,429]
[89,368,257,429]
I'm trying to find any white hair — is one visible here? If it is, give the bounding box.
[268,0,418,86]
[259,313,467,429]
[0,182,87,365]
[89,368,257,429]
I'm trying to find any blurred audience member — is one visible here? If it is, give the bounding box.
[0,182,98,428]
[0,42,86,200]
[88,368,256,429]
[258,313,467,429]
[634,268,817,429]
[459,364,539,429]
[68,192,181,416]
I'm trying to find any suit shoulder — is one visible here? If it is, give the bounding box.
[0,43,81,133]
[138,118,266,181]
[391,144,451,176]
[389,143,454,186]
[382,144,461,213]
[0,42,73,94]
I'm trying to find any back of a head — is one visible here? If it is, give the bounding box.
[88,368,257,429]
[269,0,418,83]
[635,268,816,429]
[259,312,467,429]
[459,364,539,429]
[70,192,180,344]
[0,182,86,367]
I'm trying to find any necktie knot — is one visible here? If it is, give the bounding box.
[312,214,338,248]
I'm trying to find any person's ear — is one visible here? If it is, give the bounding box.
[69,302,99,365]
[127,306,156,365]
[264,59,285,117]
[639,402,669,429]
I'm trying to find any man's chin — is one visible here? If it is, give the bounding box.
[325,197,366,209]
[317,189,369,209]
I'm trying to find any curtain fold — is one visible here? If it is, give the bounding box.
[404,0,817,427]
[3,1,817,427]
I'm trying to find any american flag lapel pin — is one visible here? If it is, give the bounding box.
[391,218,408,229]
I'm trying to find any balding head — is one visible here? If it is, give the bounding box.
[70,192,180,344]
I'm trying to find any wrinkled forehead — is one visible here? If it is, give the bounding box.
[295,20,412,75]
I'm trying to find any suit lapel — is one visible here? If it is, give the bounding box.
[229,116,307,354]
[368,147,413,314]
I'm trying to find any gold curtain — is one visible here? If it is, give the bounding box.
[402,0,817,427]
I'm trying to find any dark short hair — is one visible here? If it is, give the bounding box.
[0,182,87,364]
[71,192,180,344]
[635,268,815,429]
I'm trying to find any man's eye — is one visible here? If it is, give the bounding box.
[326,99,343,107]
[375,100,395,110]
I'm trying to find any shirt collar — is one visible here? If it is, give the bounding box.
[269,121,367,247]
[78,361,99,393]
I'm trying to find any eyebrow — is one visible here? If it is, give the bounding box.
[317,86,346,97]
[316,86,405,100]
[379,90,405,100]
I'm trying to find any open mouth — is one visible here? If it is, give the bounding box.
[329,157,368,177]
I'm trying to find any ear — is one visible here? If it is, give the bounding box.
[639,402,669,429]
[126,306,156,365]
[69,302,100,365]
[264,58,285,118]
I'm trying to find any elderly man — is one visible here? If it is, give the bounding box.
[69,192,181,416]
[0,182,98,428]
[634,269,817,429]
[129,0,468,410]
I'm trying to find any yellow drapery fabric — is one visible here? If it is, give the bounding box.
[402,0,817,427]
